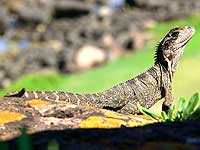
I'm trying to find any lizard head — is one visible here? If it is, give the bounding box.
[155,26,195,74]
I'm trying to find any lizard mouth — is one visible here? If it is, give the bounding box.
[181,39,190,47]
[173,40,190,52]
[178,27,195,48]
[176,31,194,50]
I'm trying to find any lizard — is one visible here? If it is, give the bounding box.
[5,26,195,114]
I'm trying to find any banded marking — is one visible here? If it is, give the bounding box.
[41,91,46,95]
[53,92,60,101]
[82,94,89,100]
[65,93,71,102]
[86,101,90,106]
[24,92,29,98]
[73,93,81,105]
[91,94,96,102]
[33,91,38,99]
[45,96,52,101]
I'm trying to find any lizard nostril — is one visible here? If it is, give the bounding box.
[187,26,194,30]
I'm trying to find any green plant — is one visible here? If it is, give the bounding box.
[17,128,32,150]
[137,93,200,122]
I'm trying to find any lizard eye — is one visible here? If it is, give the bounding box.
[171,31,179,37]
[164,42,169,49]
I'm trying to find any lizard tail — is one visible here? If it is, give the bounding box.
[4,87,126,109]
[4,88,100,106]
[4,88,26,97]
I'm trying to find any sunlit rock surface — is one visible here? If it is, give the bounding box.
[0,97,153,141]
[0,97,199,150]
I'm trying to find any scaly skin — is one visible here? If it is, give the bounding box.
[5,26,195,114]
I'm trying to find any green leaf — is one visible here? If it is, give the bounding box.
[188,107,200,120]
[168,105,175,121]
[175,97,186,120]
[137,103,161,121]
[161,111,168,122]
[177,97,186,112]
[183,93,199,119]
[48,140,59,150]
[0,142,9,150]
[17,128,32,150]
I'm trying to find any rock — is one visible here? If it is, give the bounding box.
[0,97,199,149]
[143,19,156,29]
[0,97,152,141]
[102,31,149,59]
[102,33,126,60]
[128,31,148,50]
[0,6,12,33]
[133,0,167,8]
[74,45,107,71]
[54,0,92,19]
[133,0,200,21]
[1,78,11,88]
[119,31,147,52]
[9,0,54,23]
[0,43,60,88]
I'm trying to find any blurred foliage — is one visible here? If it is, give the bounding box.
[17,128,32,150]
[0,13,200,106]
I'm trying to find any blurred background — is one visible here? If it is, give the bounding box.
[0,0,200,103]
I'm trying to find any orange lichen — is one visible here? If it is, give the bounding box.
[79,116,127,128]
[27,99,50,106]
[0,111,26,124]
[79,111,155,128]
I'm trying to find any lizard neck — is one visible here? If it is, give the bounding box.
[155,45,184,77]
[153,63,172,85]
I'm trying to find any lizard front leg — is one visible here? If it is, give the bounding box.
[162,86,174,112]
[117,101,139,114]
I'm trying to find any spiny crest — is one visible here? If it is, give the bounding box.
[154,41,164,64]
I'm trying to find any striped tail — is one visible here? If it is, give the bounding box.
[4,88,100,106]
[4,86,128,110]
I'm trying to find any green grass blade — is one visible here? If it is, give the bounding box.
[175,97,186,120]
[168,105,175,121]
[137,103,161,121]
[17,128,32,150]
[0,142,9,150]
[48,140,59,150]
[188,107,200,120]
[183,93,199,119]
[161,111,168,122]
